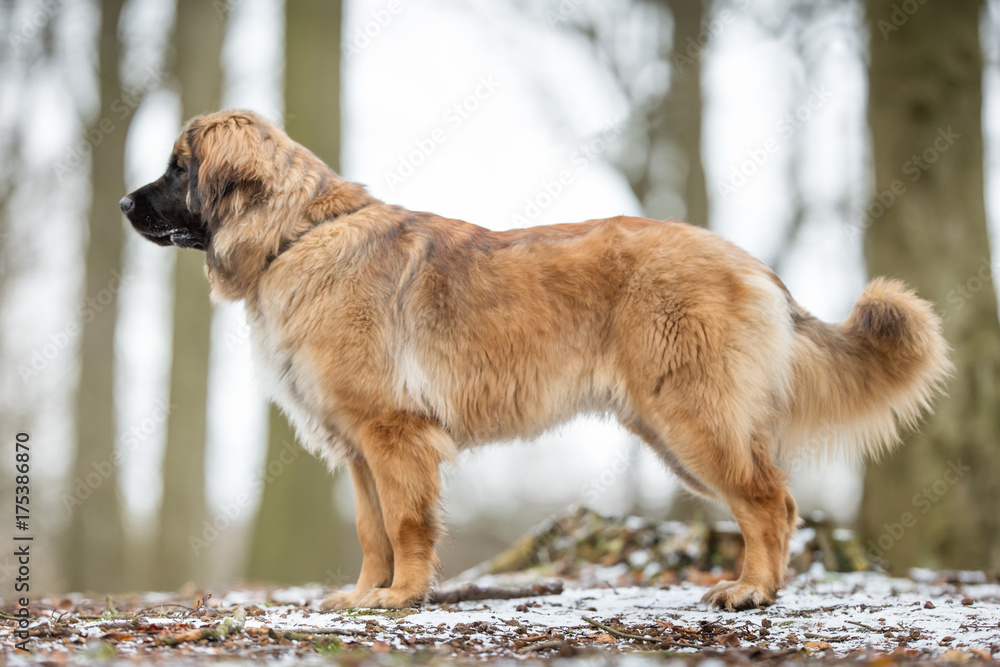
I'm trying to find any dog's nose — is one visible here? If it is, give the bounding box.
[119,196,134,215]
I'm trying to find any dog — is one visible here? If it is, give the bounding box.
[120,109,950,611]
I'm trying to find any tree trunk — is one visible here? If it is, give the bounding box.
[630,0,708,226]
[663,0,708,226]
[154,0,225,592]
[282,0,343,163]
[247,0,352,585]
[66,0,127,594]
[861,0,1000,572]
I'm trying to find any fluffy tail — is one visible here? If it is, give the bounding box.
[780,278,952,462]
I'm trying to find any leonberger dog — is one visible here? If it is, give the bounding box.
[121,109,950,611]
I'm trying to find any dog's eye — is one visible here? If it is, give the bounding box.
[167,155,187,175]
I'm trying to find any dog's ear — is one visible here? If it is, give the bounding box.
[184,113,270,225]
[181,111,284,301]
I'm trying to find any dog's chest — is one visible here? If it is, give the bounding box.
[249,315,350,462]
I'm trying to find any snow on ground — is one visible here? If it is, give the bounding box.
[4,568,999,663]
[238,569,1000,658]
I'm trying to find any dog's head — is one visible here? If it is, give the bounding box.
[121,109,376,301]
[118,143,208,251]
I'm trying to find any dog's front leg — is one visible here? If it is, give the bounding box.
[320,458,394,611]
[329,413,453,610]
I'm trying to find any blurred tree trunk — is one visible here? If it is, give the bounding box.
[66,0,127,593]
[0,51,13,524]
[631,0,708,226]
[861,0,1000,571]
[0,138,12,284]
[247,0,351,584]
[662,0,708,226]
[154,0,226,591]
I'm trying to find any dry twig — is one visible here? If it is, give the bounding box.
[429,581,564,604]
[582,616,659,642]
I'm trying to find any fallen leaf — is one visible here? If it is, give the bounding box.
[716,632,739,647]
[595,633,617,644]
[804,641,831,651]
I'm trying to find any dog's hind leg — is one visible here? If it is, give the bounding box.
[695,431,794,610]
[702,471,794,610]
[343,413,454,610]
[634,411,794,610]
[320,458,394,611]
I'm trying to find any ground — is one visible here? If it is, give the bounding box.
[3,509,999,664]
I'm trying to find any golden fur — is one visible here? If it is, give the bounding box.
[123,110,951,611]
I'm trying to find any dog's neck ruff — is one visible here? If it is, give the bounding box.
[265,202,377,267]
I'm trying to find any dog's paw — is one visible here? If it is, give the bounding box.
[701,580,775,611]
[319,587,424,611]
[363,587,424,610]
[319,588,371,612]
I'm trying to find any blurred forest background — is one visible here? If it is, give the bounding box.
[0,0,999,596]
